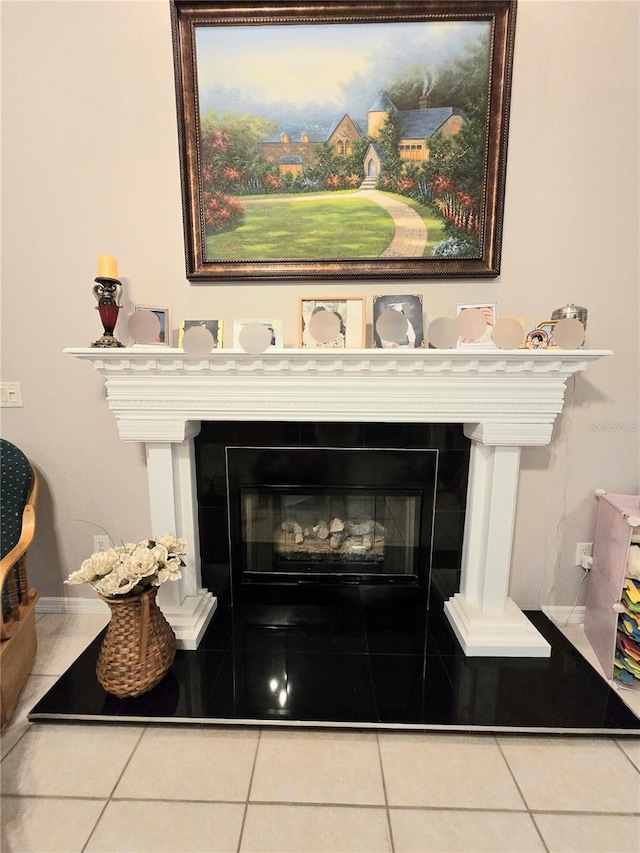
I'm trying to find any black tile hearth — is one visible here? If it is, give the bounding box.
[29,593,640,735]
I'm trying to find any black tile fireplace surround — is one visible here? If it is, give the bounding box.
[30,421,640,734]
[195,421,469,605]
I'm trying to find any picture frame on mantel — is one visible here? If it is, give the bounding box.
[134,305,171,346]
[170,0,518,282]
[299,297,366,348]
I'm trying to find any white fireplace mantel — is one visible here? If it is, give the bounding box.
[66,347,611,654]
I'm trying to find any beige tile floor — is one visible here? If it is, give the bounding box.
[1,613,639,853]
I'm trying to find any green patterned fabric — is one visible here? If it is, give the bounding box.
[1,439,32,560]
[1,439,33,620]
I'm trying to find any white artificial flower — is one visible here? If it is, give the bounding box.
[64,564,98,585]
[94,569,136,596]
[154,565,182,585]
[116,553,143,580]
[129,544,158,576]
[149,543,169,565]
[90,548,121,576]
[156,533,187,554]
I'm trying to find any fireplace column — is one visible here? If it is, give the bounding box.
[444,423,552,657]
[142,422,216,649]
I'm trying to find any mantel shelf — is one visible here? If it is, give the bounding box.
[65,347,612,444]
[65,346,612,376]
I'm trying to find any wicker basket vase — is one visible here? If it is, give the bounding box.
[96,586,176,698]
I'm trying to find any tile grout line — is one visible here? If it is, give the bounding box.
[80,799,110,853]
[80,724,147,853]
[613,738,640,774]
[4,792,639,817]
[236,727,263,853]
[1,723,30,762]
[495,736,550,853]
[1,671,65,763]
[376,732,396,853]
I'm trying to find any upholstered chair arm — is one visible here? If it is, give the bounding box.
[1,471,37,640]
[0,503,36,587]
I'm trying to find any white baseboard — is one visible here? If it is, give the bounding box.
[36,592,217,650]
[36,596,108,615]
[38,597,587,624]
[542,605,586,625]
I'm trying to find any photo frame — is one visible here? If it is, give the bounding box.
[299,297,366,348]
[171,1,517,281]
[456,302,497,347]
[525,329,549,349]
[373,295,424,348]
[233,319,283,349]
[134,305,171,346]
[533,320,561,348]
[178,319,224,349]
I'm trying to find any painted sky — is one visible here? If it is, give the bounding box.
[195,19,489,123]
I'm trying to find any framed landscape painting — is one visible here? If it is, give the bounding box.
[171,0,517,281]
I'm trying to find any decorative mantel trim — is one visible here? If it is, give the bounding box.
[65,347,611,444]
[66,346,612,656]
[65,347,607,376]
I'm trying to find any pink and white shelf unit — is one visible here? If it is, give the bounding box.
[66,347,611,656]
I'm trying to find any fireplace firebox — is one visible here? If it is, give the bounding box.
[226,447,437,588]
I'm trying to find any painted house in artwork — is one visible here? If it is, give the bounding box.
[260,114,366,175]
[260,93,466,178]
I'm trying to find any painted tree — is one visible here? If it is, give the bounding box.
[376,111,402,188]
[385,32,490,115]
[386,64,438,110]
[429,33,490,114]
[384,32,490,242]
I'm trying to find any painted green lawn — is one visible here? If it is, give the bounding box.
[206,197,395,260]
[205,192,448,260]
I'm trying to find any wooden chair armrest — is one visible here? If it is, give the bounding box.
[0,504,35,588]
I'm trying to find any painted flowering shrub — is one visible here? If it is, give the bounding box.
[203,190,244,232]
[200,127,245,232]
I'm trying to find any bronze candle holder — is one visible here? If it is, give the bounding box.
[92,277,124,348]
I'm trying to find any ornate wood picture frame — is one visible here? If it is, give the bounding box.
[171,0,517,281]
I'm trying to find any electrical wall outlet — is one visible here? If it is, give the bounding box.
[93,535,111,553]
[575,541,593,566]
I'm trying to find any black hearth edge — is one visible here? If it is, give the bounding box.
[29,583,640,735]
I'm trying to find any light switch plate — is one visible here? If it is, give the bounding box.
[0,382,23,407]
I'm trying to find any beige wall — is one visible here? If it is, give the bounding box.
[2,0,638,607]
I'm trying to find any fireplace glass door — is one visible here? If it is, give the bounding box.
[226,447,437,588]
